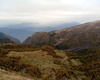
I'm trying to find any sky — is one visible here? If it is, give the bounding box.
[0,0,100,26]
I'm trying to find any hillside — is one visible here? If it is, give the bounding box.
[67,46,100,80]
[0,32,20,43]
[0,22,80,41]
[0,37,14,43]
[23,21,100,51]
[6,35,21,44]
[0,43,99,80]
[0,44,86,80]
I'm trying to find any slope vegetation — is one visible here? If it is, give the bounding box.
[23,21,100,51]
[0,43,86,80]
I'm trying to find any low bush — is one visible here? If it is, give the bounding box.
[26,66,41,77]
[40,45,62,58]
[0,56,41,77]
[56,65,77,80]
[0,49,10,57]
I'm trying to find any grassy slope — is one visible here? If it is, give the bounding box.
[66,46,100,80]
[1,44,99,80]
[0,69,34,80]
[6,50,85,80]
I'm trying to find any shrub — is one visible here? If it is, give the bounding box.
[40,45,62,58]
[26,66,41,77]
[0,49,10,57]
[56,65,77,80]
[40,45,56,54]
[0,56,41,77]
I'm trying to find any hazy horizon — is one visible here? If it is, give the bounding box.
[0,1,99,80]
[0,0,100,27]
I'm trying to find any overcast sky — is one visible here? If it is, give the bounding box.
[0,0,100,26]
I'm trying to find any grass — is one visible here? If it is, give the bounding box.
[55,50,67,58]
[6,50,84,80]
[0,44,87,80]
[6,50,61,79]
[0,68,34,80]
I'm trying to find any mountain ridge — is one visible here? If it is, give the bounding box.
[23,21,100,51]
[0,32,20,43]
[0,22,80,41]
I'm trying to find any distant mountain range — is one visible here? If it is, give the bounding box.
[23,21,100,51]
[0,32,20,43]
[0,22,80,42]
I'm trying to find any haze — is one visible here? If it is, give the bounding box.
[0,0,100,26]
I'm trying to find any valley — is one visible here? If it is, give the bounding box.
[0,21,100,80]
[0,0,100,79]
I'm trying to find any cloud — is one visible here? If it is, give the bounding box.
[0,0,100,26]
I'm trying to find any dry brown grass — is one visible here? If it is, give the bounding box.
[0,68,34,80]
[7,50,61,79]
[0,43,87,80]
[7,49,86,80]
